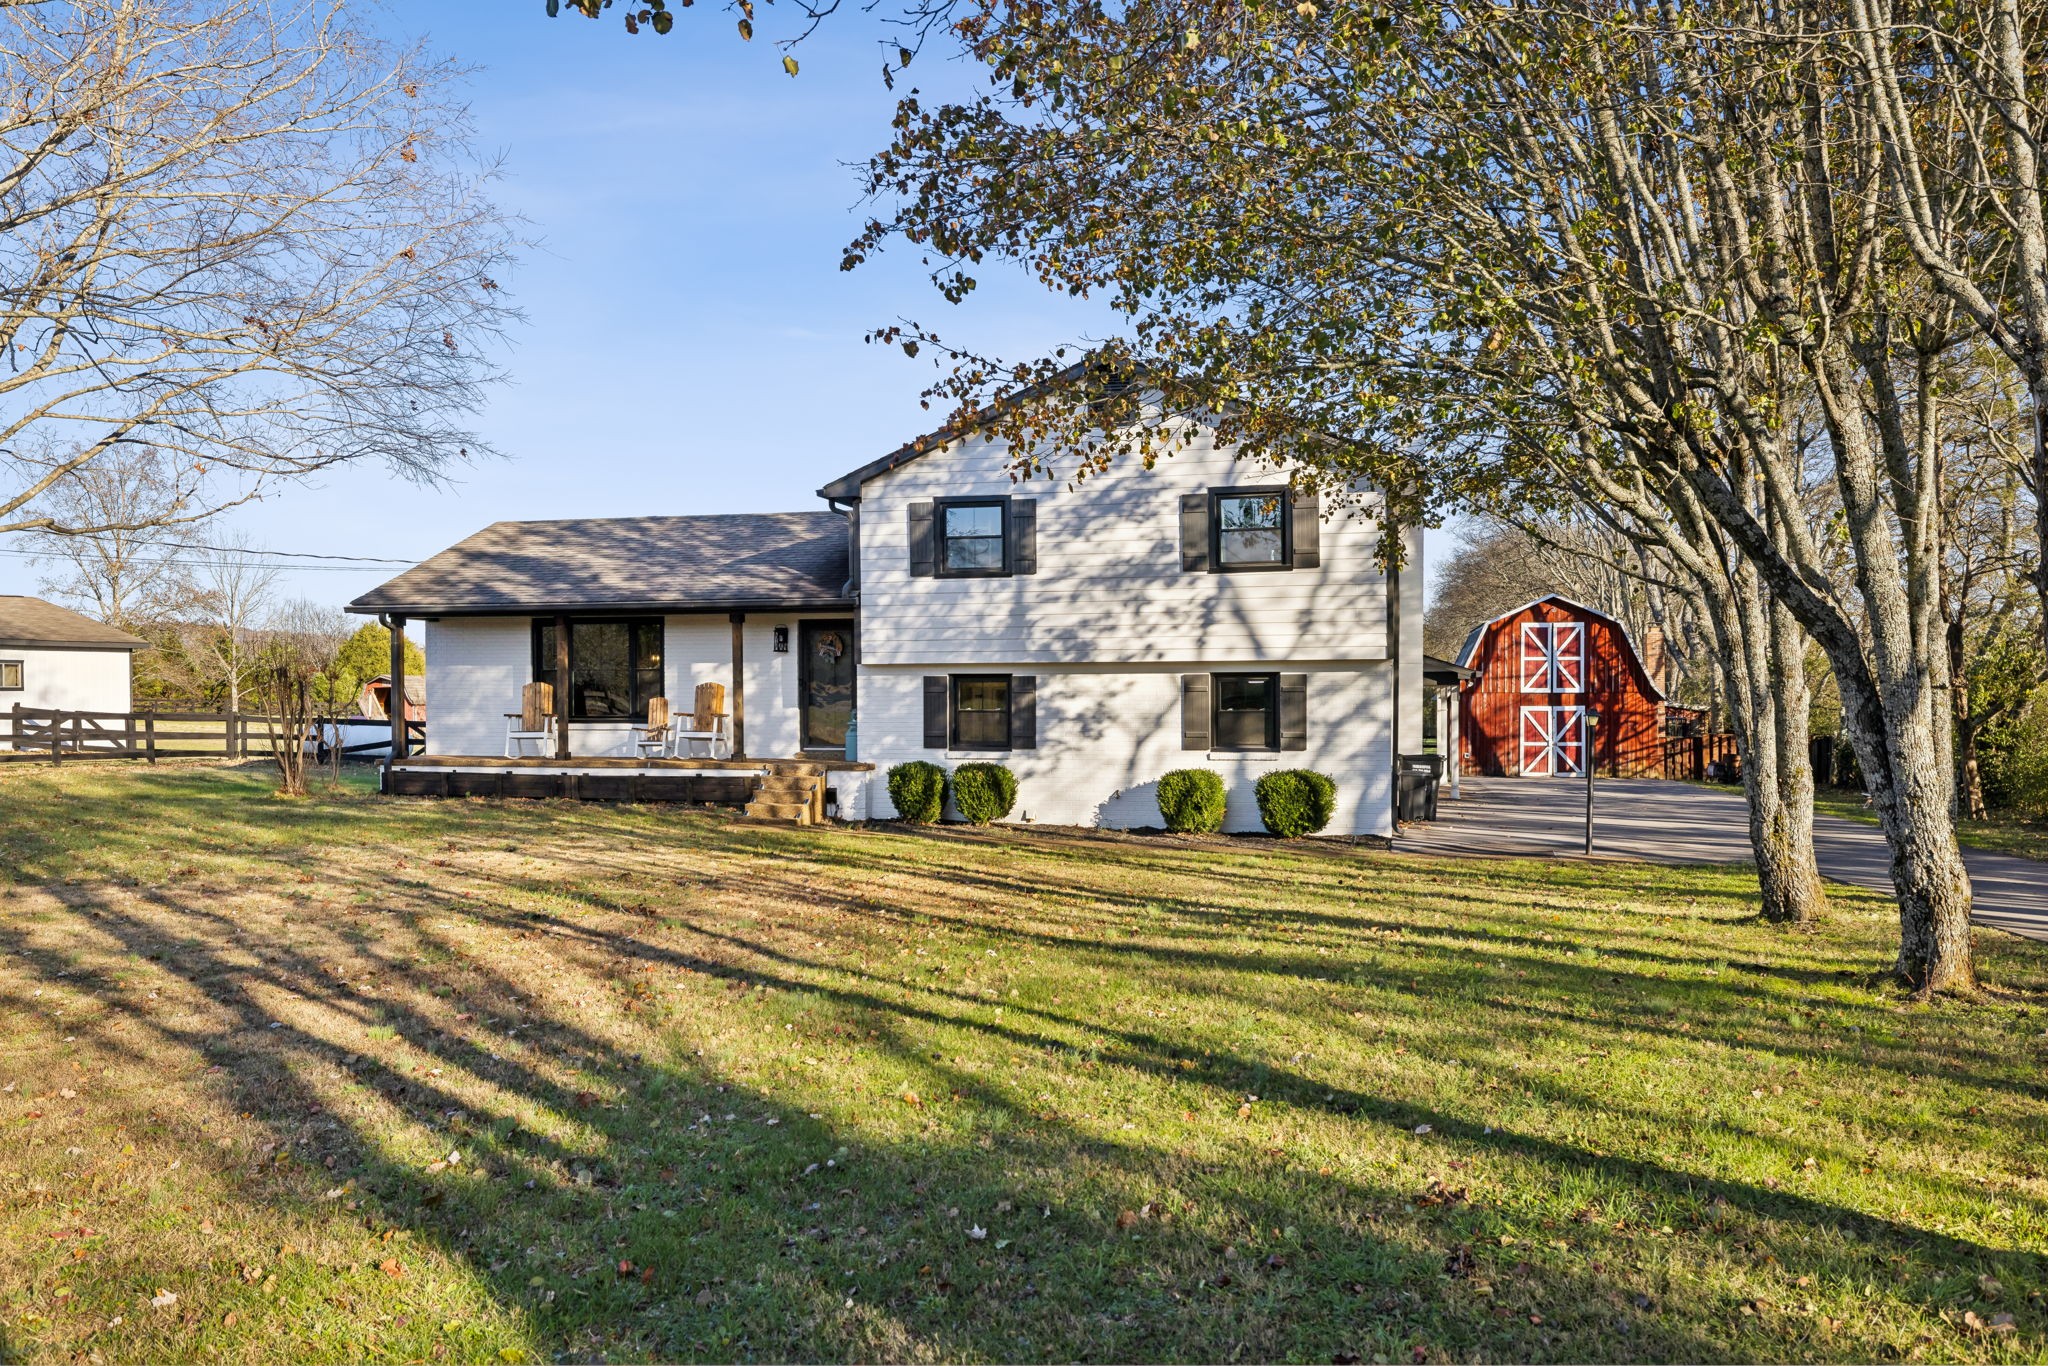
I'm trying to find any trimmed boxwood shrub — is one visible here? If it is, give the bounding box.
[951,762,1018,825]
[886,760,947,824]
[1156,768,1228,834]
[1255,768,1337,838]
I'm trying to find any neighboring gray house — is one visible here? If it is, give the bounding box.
[349,408,1423,834]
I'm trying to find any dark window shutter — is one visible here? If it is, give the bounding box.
[1011,675,1037,748]
[923,676,948,748]
[1009,498,1037,574]
[1180,674,1212,750]
[1180,493,1211,572]
[908,501,936,577]
[1279,673,1308,751]
[1291,491,1320,568]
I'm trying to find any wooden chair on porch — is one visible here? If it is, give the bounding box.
[671,682,730,759]
[504,682,557,757]
[634,696,672,760]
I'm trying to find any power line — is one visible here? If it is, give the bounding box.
[0,547,405,573]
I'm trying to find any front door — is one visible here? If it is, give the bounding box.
[1519,705,1585,776]
[799,619,856,753]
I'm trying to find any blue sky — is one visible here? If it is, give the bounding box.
[0,1,1445,609]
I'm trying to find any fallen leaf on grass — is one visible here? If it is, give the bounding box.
[149,1290,178,1309]
[378,1258,403,1278]
[1115,1209,1139,1230]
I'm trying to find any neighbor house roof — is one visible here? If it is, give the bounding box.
[346,513,853,617]
[0,596,148,651]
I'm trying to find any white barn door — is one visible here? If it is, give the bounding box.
[1518,705,1585,776]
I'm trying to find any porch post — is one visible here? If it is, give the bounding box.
[1447,682,1462,798]
[554,613,571,760]
[385,615,407,771]
[728,611,747,759]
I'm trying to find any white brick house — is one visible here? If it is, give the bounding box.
[349,409,1423,835]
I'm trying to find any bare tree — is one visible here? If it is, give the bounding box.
[0,0,517,541]
[25,447,200,626]
[183,536,280,713]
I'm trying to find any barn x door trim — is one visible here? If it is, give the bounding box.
[1520,622,1585,692]
[1519,705,1585,776]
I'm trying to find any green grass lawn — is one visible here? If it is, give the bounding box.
[2,762,2045,1363]
[1812,793,2048,864]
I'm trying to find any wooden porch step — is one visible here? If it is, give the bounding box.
[744,769,824,825]
[745,799,815,824]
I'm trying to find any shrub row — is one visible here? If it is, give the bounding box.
[1158,767,1337,837]
[886,761,1339,836]
[885,760,1019,826]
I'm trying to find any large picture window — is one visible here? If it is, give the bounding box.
[937,499,1008,575]
[533,618,664,721]
[1213,672,1280,750]
[951,675,1012,749]
[1213,488,1290,569]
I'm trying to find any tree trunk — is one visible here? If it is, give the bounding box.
[1957,718,1990,822]
[1836,665,1977,992]
[1761,595,1826,925]
[2035,396,2048,662]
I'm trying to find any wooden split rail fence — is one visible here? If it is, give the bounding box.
[3,705,424,765]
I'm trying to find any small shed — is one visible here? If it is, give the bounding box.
[0,596,146,719]
[357,674,425,723]
[1453,595,1669,777]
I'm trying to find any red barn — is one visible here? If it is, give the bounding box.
[1453,595,1671,777]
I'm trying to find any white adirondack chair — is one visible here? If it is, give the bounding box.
[634,696,673,760]
[672,682,730,759]
[504,681,557,757]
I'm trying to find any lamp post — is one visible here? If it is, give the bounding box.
[1583,710,1599,855]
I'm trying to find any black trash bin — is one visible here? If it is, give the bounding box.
[1398,754,1444,822]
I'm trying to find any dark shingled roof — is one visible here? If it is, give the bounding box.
[347,513,853,617]
[0,596,148,651]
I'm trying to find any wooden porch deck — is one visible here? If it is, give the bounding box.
[381,755,872,821]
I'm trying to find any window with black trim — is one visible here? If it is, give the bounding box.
[532,618,664,721]
[937,499,1008,576]
[1213,672,1280,750]
[1213,488,1290,569]
[951,674,1012,749]
[0,660,20,691]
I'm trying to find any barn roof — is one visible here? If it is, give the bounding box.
[1451,593,1666,702]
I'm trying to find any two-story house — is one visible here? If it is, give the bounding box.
[348,405,1424,835]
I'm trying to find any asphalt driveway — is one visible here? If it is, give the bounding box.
[1393,776,2048,942]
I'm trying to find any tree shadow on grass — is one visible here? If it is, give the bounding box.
[3,785,2045,1361]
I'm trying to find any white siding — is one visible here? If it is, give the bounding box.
[0,647,131,714]
[857,423,1392,666]
[421,613,818,759]
[855,662,1395,835]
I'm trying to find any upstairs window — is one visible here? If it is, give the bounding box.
[910,497,1037,578]
[1520,621,1584,692]
[0,660,20,691]
[939,500,1008,575]
[1214,489,1289,570]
